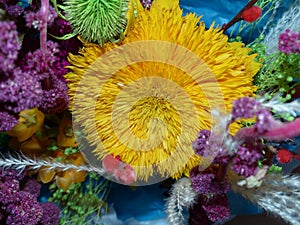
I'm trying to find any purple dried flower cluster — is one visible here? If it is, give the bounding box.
[0,21,42,131]
[232,97,272,134]
[0,168,59,225]
[192,129,211,156]
[140,0,153,9]
[0,21,20,73]
[201,194,230,222]
[190,167,231,195]
[0,0,24,17]
[231,139,263,177]
[0,21,69,132]
[188,192,230,224]
[25,5,57,30]
[278,29,300,54]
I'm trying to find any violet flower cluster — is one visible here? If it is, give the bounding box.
[0,168,59,225]
[0,2,82,131]
[278,29,300,54]
[189,96,284,223]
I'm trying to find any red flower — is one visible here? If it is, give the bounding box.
[276,149,294,164]
[242,6,262,23]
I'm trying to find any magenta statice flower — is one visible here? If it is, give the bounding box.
[48,17,82,54]
[21,41,60,80]
[231,97,262,120]
[231,140,263,177]
[201,194,230,222]
[5,191,43,225]
[0,21,20,74]
[40,202,60,225]
[0,111,18,132]
[40,76,69,114]
[140,0,153,9]
[21,178,41,198]
[232,97,273,134]
[0,0,24,17]
[0,167,58,225]
[278,29,300,54]
[193,129,211,155]
[190,167,231,195]
[25,5,57,30]
[190,168,214,194]
[0,69,43,113]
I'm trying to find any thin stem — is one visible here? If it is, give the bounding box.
[40,0,49,57]
[221,0,259,32]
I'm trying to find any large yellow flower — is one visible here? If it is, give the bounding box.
[65,0,260,182]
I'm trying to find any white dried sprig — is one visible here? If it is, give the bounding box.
[264,0,300,55]
[166,177,197,225]
[261,97,300,117]
[0,152,105,175]
[230,172,300,225]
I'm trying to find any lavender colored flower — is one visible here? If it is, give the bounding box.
[0,21,20,74]
[48,17,82,54]
[5,191,43,225]
[231,97,262,120]
[231,141,263,177]
[254,109,273,134]
[21,178,41,198]
[0,0,24,17]
[0,179,20,205]
[21,41,60,80]
[140,0,153,9]
[190,168,214,194]
[39,76,69,114]
[0,68,43,113]
[193,129,211,156]
[39,202,60,225]
[0,168,26,180]
[201,194,230,222]
[278,29,300,54]
[0,111,18,132]
[25,5,57,30]
[190,167,231,195]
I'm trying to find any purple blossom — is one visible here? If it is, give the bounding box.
[0,0,24,17]
[193,129,211,156]
[0,21,20,74]
[190,167,231,195]
[5,191,43,225]
[190,168,214,194]
[48,17,82,54]
[140,0,153,9]
[21,178,41,198]
[231,141,263,177]
[0,111,18,132]
[39,202,60,225]
[231,97,262,120]
[25,5,57,30]
[278,29,300,54]
[0,68,43,113]
[254,109,273,134]
[21,41,60,80]
[201,194,230,222]
[39,76,69,114]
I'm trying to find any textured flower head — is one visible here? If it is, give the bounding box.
[66,0,260,182]
[62,0,139,45]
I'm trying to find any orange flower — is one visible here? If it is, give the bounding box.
[57,114,77,147]
[37,151,87,191]
[7,108,45,142]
